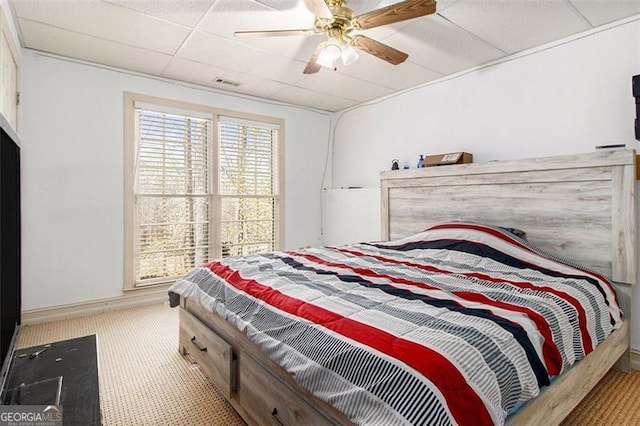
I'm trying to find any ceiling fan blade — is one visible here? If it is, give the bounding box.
[356,0,436,30]
[234,29,318,37]
[303,42,325,74]
[351,35,408,65]
[303,0,332,19]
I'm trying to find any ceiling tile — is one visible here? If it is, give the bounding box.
[162,57,288,98]
[230,35,325,63]
[103,0,215,28]
[201,0,314,37]
[269,85,357,111]
[571,1,640,27]
[18,19,173,75]
[439,1,592,54]
[338,53,443,91]
[177,31,308,84]
[296,68,395,102]
[382,14,505,74]
[12,0,191,54]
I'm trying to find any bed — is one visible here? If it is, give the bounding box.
[169,149,636,425]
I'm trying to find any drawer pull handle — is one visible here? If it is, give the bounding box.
[271,408,284,426]
[190,336,207,352]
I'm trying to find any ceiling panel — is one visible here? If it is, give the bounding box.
[103,0,214,28]
[270,85,357,111]
[163,57,288,98]
[229,34,325,63]
[18,19,173,76]
[571,1,640,27]
[297,69,395,102]
[338,54,443,91]
[383,14,505,75]
[8,0,640,112]
[439,1,592,54]
[177,31,308,84]
[12,0,191,55]
[202,0,314,37]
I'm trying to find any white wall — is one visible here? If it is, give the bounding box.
[322,188,380,245]
[328,19,640,351]
[331,18,640,188]
[20,51,331,311]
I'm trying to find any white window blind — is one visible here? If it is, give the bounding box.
[133,108,212,285]
[125,94,283,289]
[218,117,278,257]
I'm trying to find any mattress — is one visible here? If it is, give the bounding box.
[168,222,622,425]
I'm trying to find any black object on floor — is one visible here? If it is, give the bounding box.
[3,335,100,425]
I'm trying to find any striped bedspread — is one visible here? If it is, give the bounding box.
[168,222,622,425]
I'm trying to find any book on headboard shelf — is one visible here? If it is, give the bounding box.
[423,152,473,167]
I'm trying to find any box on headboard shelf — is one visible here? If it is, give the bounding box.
[423,152,473,167]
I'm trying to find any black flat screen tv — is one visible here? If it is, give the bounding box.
[0,125,21,399]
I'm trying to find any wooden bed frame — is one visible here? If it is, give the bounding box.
[178,149,636,425]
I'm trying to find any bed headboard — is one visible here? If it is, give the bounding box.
[380,149,637,286]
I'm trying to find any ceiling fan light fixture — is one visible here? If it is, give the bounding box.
[340,42,359,66]
[317,39,342,68]
[237,0,438,74]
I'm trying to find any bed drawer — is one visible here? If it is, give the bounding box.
[238,352,335,425]
[179,308,236,398]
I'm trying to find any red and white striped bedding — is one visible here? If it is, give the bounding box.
[169,222,622,425]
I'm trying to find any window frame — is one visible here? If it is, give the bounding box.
[123,92,285,290]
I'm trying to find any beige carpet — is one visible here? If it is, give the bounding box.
[17,303,244,426]
[16,303,640,425]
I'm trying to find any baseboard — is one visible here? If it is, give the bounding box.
[632,349,640,371]
[21,284,171,325]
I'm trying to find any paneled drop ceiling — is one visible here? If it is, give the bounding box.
[9,0,640,112]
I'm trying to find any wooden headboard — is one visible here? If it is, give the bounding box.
[380,149,637,286]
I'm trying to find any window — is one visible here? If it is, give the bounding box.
[124,93,283,289]
[219,117,280,257]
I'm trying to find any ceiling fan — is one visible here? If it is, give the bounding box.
[235,0,437,74]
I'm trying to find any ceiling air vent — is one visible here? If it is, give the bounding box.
[214,77,242,87]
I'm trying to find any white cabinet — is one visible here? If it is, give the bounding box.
[0,6,19,135]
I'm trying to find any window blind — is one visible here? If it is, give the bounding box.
[218,118,278,257]
[125,94,283,289]
[134,108,212,284]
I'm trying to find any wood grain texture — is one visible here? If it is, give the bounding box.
[356,0,436,30]
[351,35,408,65]
[387,180,613,275]
[380,149,634,181]
[179,308,236,398]
[611,163,637,284]
[614,282,633,372]
[237,353,333,425]
[380,149,636,284]
[304,42,324,75]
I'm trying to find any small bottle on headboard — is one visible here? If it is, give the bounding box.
[417,154,424,168]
